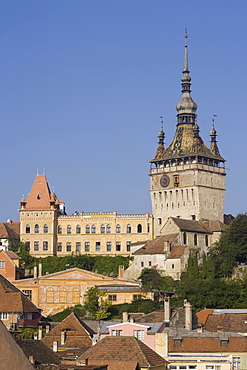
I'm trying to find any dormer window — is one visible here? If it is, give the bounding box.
[220,337,229,346]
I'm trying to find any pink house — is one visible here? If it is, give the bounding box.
[100,321,165,350]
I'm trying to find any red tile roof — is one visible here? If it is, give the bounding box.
[0,222,20,239]
[196,309,214,326]
[167,245,186,259]
[169,218,226,233]
[134,234,178,255]
[197,309,247,332]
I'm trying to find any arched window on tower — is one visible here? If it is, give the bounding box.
[137,224,142,233]
[26,224,30,234]
[183,232,187,245]
[67,225,72,234]
[76,225,81,234]
[106,224,111,233]
[43,224,48,233]
[126,224,131,233]
[116,224,121,233]
[58,225,62,234]
[194,234,198,246]
[34,224,39,233]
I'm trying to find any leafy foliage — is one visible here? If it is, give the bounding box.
[83,286,111,320]
[108,298,163,319]
[21,328,35,339]
[47,305,86,322]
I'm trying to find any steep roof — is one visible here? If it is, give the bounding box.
[16,339,61,366]
[134,234,178,255]
[42,312,93,349]
[135,311,165,323]
[78,336,168,367]
[0,222,20,239]
[197,309,247,332]
[168,217,226,234]
[0,274,40,313]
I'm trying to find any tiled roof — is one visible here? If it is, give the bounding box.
[134,234,178,255]
[168,335,247,353]
[0,222,20,239]
[167,245,186,259]
[135,311,165,323]
[42,312,93,349]
[197,309,247,332]
[16,339,61,365]
[0,274,40,313]
[83,360,140,370]
[6,251,20,259]
[98,284,144,293]
[78,336,168,367]
[169,218,226,233]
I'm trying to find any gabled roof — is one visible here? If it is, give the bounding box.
[0,274,40,313]
[0,222,20,239]
[133,234,178,255]
[135,311,165,323]
[16,339,61,366]
[167,217,226,234]
[197,309,247,332]
[78,336,168,367]
[42,312,93,349]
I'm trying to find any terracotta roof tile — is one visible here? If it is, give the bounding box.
[135,311,165,323]
[196,309,214,326]
[169,218,226,233]
[0,222,20,239]
[197,309,247,332]
[134,234,178,255]
[167,245,186,259]
[16,339,61,365]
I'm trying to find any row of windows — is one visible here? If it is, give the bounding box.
[182,232,209,247]
[108,294,141,302]
[26,224,49,234]
[25,241,49,252]
[111,329,144,340]
[57,241,132,253]
[58,223,145,234]
[46,287,80,304]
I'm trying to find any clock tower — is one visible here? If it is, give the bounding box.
[150,34,226,236]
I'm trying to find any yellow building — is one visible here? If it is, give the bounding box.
[19,174,153,257]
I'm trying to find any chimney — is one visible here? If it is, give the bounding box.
[53,341,58,352]
[122,312,129,323]
[34,332,38,340]
[46,325,50,334]
[164,295,170,323]
[38,325,42,340]
[118,265,124,279]
[61,331,65,345]
[38,258,42,277]
[184,299,192,330]
[33,265,37,279]
[29,356,34,364]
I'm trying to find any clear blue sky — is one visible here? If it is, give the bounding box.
[0,0,246,222]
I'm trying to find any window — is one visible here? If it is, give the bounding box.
[133,294,142,301]
[57,243,62,252]
[172,264,175,269]
[43,241,48,251]
[76,225,81,234]
[158,218,162,225]
[106,224,111,233]
[174,175,180,187]
[76,242,81,252]
[233,358,241,370]
[127,224,131,233]
[106,242,112,252]
[220,338,228,346]
[43,224,48,233]
[60,288,67,303]
[108,295,117,301]
[100,225,105,233]
[137,224,142,233]
[34,224,39,233]
[191,215,196,220]
[126,241,131,252]
[205,235,209,247]
[72,288,80,304]
[22,290,32,300]
[85,242,90,252]
[58,225,62,234]
[66,242,71,252]
[25,242,30,251]
[116,224,121,233]
[34,241,39,251]
[26,224,30,233]
[116,242,121,251]
[194,234,198,246]
[147,223,150,233]
[96,242,100,251]
[91,225,96,234]
[149,261,152,267]
[141,262,144,267]
[46,288,54,303]
[183,232,187,245]
[0,261,5,269]
[0,313,8,320]
[67,225,72,234]
[133,330,144,340]
[111,330,122,336]
[86,225,90,234]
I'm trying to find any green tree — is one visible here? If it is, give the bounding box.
[139,268,165,290]
[83,286,112,320]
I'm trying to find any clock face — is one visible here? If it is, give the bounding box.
[160,174,170,188]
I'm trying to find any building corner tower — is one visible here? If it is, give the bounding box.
[150,34,226,237]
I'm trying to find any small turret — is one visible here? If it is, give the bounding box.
[210,116,221,157]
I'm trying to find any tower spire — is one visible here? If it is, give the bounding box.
[210,115,221,156]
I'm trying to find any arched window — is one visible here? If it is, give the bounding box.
[76,225,81,234]
[43,224,48,233]
[137,224,142,233]
[58,225,62,234]
[116,224,121,233]
[100,225,105,233]
[67,225,72,234]
[91,225,96,234]
[34,224,39,233]
[126,224,131,233]
[183,232,187,245]
[86,225,90,234]
[46,288,54,303]
[72,288,80,304]
[60,288,67,303]
[194,234,198,246]
[26,224,30,234]
[106,224,111,233]
[205,235,209,247]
